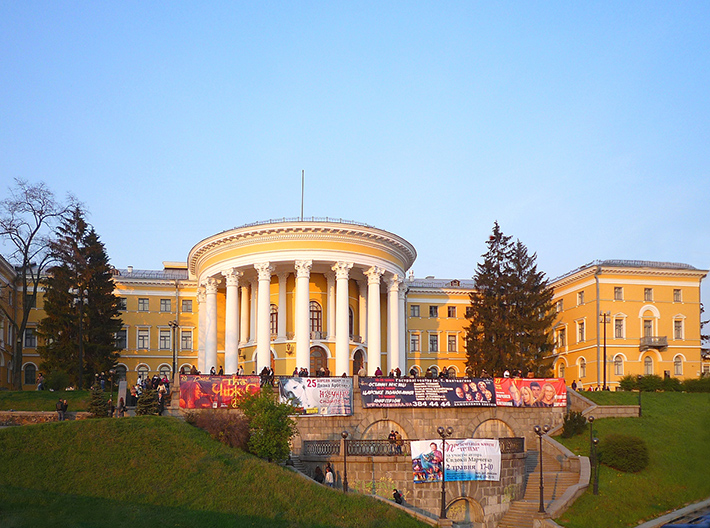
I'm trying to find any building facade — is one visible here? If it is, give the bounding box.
[1,219,707,389]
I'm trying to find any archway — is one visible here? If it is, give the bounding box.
[353,350,364,374]
[473,419,514,439]
[362,419,406,440]
[447,497,484,527]
[310,346,327,375]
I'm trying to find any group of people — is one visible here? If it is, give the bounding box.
[260,367,275,386]
[55,397,69,420]
[313,462,335,487]
[387,430,404,455]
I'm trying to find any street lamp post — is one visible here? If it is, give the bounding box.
[436,425,454,520]
[168,320,179,381]
[341,431,349,493]
[588,416,597,495]
[637,375,642,416]
[533,424,551,513]
[109,368,116,409]
[600,311,610,390]
[592,437,600,495]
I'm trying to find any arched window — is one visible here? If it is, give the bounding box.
[614,355,623,376]
[24,364,36,385]
[137,364,149,381]
[579,358,586,378]
[644,356,653,375]
[115,365,127,381]
[674,355,683,376]
[559,363,566,379]
[159,365,171,378]
[270,304,278,336]
[309,301,322,334]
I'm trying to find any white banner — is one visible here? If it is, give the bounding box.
[278,377,353,416]
[411,438,501,482]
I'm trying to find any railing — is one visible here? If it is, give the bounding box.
[351,335,363,343]
[303,440,342,456]
[640,336,668,350]
[302,437,525,457]
[348,439,411,456]
[310,331,326,340]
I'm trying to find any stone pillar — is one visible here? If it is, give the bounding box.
[205,277,221,375]
[239,285,250,344]
[249,278,257,344]
[333,262,353,376]
[365,267,384,375]
[277,272,289,341]
[295,260,312,373]
[326,272,335,339]
[223,268,242,375]
[387,274,403,374]
[399,284,407,374]
[197,287,206,373]
[358,281,367,345]
[255,263,275,373]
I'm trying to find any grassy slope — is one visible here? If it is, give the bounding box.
[556,392,710,528]
[0,389,91,412]
[0,416,428,528]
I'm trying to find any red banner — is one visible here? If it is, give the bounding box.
[179,375,261,409]
[494,378,567,407]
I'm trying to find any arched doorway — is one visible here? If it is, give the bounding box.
[353,350,364,374]
[473,419,515,439]
[310,346,327,375]
[447,497,484,527]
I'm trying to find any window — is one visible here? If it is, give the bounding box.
[182,299,193,313]
[555,300,563,313]
[349,307,354,337]
[429,306,438,318]
[614,287,623,301]
[270,304,278,335]
[410,305,420,317]
[465,306,474,317]
[614,355,623,376]
[24,328,37,348]
[673,289,682,302]
[577,321,585,343]
[644,356,653,375]
[309,301,322,333]
[559,364,566,378]
[614,319,624,339]
[674,356,683,376]
[138,298,149,312]
[674,320,683,340]
[160,299,171,312]
[557,328,566,348]
[579,358,586,378]
[24,364,36,385]
[643,319,653,338]
[160,365,171,377]
[410,333,420,352]
[181,330,193,350]
[447,306,456,318]
[137,328,149,349]
[115,329,127,349]
[115,365,127,381]
[24,294,36,309]
[137,364,149,381]
[118,297,127,311]
[159,329,171,350]
[644,288,653,302]
[702,364,710,376]
[447,335,457,352]
[429,334,438,352]
[577,291,585,305]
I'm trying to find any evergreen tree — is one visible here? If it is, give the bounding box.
[88,383,108,418]
[136,388,159,416]
[37,207,122,389]
[465,222,555,377]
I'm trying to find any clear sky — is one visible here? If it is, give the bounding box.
[1,2,708,300]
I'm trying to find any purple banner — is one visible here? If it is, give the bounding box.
[359,377,496,408]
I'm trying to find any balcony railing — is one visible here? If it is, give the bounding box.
[310,331,326,340]
[302,437,525,457]
[640,336,667,351]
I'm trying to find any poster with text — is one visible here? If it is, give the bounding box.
[411,439,501,483]
[179,375,260,409]
[279,377,353,416]
[494,378,567,407]
[359,377,496,408]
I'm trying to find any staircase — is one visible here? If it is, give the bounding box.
[498,451,580,528]
[288,453,309,475]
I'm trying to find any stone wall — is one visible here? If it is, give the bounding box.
[0,411,90,426]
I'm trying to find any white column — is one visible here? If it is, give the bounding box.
[277,272,288,341]
[223,269,242,375]
[239,285,250,344]
[326,272,335,339]
[358,281,367,345]
[205,277,221,375]
[333,262,353,376]
[399,284,407,374]
[197,287,206,373]
[387,274,403,374]
[249,278,257,344]
[295,260,312,372]
[365,267,384,375]
[255,263,275,373]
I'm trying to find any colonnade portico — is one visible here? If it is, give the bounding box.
[186,220,417,377]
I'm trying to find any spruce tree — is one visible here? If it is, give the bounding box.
[136,388,159,416]
[88,383,108,418]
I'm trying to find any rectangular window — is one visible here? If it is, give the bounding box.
[138,298,149,312]
[159,329,171,350]
[118,297,127,311]
[644,288,653,302]
[557,328,566,348]
[555,300,563,313]
[674,320,683,340]
[24,328,37,348]
[410,305,420,317]
[447,306,456,318]
[577,291,585,305]
[673,289,682,302]
[137,329,149,349]
[429,306,438,318]
[115,329,127,349]
[181,330,193,350]
[614,319,624,339]
[644,319,653,337]
[429,334,438,352]
[465,306,474,317]
[181,299,193,313]
[160,299,171,312]
[614,357,624,376]
[614,287,623,301]
[447,335,457,352]
[578,321,585,343]
[410,333,420,352]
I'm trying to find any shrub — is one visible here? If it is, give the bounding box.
[87,383,108,418]
[682,376,710,392]
[661,376,682,392]
[598,434,649,473]
[618,375,638,391]
[238,390,297,463]
[45,370,71,391]
[638,375,663,392]
[561,411,588,438]
[136,388,159,416]
[187,410,250,450]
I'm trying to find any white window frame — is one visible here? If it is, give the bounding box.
[579,358,587,378]
[644,356,653,375]
[180,329,193,350]
[644,288,653,302]
[577,291,585,305]
[138,298,150,312]
[614,317,625,339]
[577,320,585,343]
[674,318,684,340]
[614,355,624,376]
[181,299,193,313]
[410,305,420,317]
[159,329,171,350]
[614,287,623,301]
[410,333,420,352]
[447,334,457,352]
[447,306,456,318]
[429,333,439,353]
[673,355,683,376]
[673,289,682,303]
[429,306,439,318]
[137,328,150,350]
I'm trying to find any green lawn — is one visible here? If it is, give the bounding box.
[0,389,91,412]
[0,416,428,528]
[556,391,710,528]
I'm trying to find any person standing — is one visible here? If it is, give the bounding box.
[116,397,126,417]
[324,465,334,487]
[56,397,65,421]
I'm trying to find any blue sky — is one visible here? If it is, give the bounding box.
[1,2,708,301]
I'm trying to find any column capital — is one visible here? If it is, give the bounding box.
[276,271,290,282]
[365,266,386,284]
[205,277,221,294]
[295,260,313,278]
[332,261,353,280]
[197,287,206,304]
[222,268,243,287]
[254,262,275,281]
[386,273,403,293]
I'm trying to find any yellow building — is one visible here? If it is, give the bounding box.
[0,220,707,389]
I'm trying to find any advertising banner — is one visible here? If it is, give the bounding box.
[279,377,353,416]
[359,377,496,408]
[411,439,501,483]
[494,378,567,407]
[179,375,260,409]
